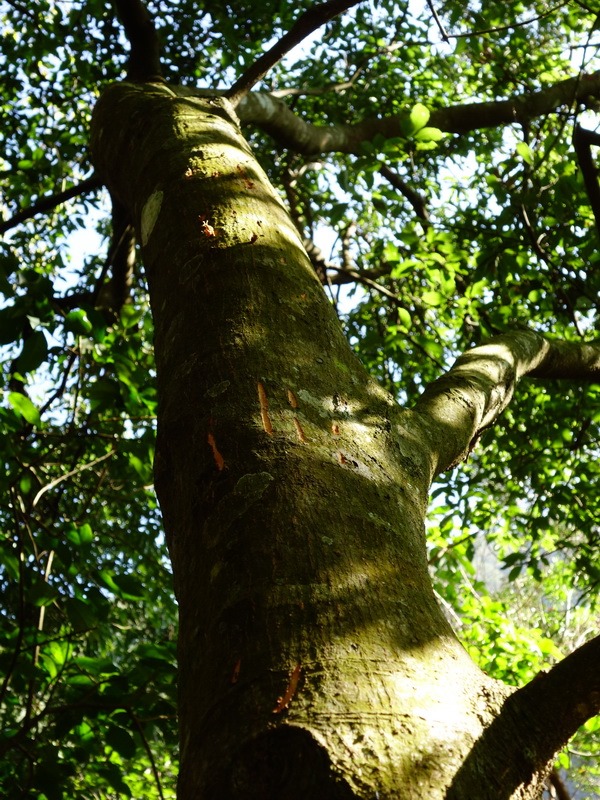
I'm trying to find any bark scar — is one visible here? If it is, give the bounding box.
[207,432,225,470]
[272,663,302,714]
[293,417,308,442]
[257,381,273,434]
[287,389,299,408]
[230,658,241,685]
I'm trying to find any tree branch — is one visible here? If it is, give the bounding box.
[0,174,101,235]
[573,124,600,242]
[412,330,600,476]
[516,634,600,766]
[379,164,430,224]
[270,65,364,98]
[447,635,600,799]
[225,0,364,107]
[444,1,572,41]
[113,0,163,81]
[235,70,600,153]
[548,768,572,800]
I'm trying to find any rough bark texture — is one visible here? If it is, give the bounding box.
[90,82,597,800]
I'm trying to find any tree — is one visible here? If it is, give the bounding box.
[1,0,599,798]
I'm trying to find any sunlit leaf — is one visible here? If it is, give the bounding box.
[409,102,430,132]
[7,391,41,426]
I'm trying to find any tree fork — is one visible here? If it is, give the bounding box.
[90,81,593,800]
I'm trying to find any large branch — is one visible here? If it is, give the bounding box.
[412,330,600,476]
[225,0,364,106]
[510,634,600,772]
[236,70,600,153]
[448,634,600,799]
[113,0,162,81]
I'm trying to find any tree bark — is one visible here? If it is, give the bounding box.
[90,81,599,800]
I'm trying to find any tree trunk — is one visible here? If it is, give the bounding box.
[90,81,564,800]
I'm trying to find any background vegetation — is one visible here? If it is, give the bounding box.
[0,1,598,796]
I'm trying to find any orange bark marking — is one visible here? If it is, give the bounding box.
[331,422,340,435]
[230,658,241,685]
[287,389,299,408]
[257,382,273,435]
[293,417,308,443]
[272,663,302,714]
[199,215,217,237]
[338,452,347,465]
[207,432,225,470]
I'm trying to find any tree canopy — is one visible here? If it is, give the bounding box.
[1,1,599,797]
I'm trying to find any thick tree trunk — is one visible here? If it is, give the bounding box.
[91,82,573,800]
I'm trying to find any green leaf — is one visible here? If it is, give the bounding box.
[7,391,42,426]
[99,763,132,796]
[409,103,430,132]
[120,304,145,329]
[508,564,523,581]
[64,308,93,335]
[112,573,145,600]
[14,330,48,373]
[65,522,94,547]
[0,306,23,344]
[415,140,439,151]
[414,126,445,142]
[29,579,59,607]
[329,202,349,225]
[87,377,122,411]
[106,725,138,759]
[73,655,116,674]
[516,141,534,165]
[64,597,98,631]
[397,307,412,328]
[422,290,444,307]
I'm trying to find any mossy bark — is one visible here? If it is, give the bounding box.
[90,82,554,800]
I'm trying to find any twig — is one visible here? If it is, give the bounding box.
[270,65,364,97]
[425,0,449,42]
[130,711,165,800]
[548,767,571,800]
[0,174,101,235]
[379,164,430,225]
[0,491,26,703]
[226,0,365,106]
[327,264,445,369]
[39,351,78,417]
[32,449,116,508]
[444,1,570,40]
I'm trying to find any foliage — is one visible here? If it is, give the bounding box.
[1,0,599,795]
